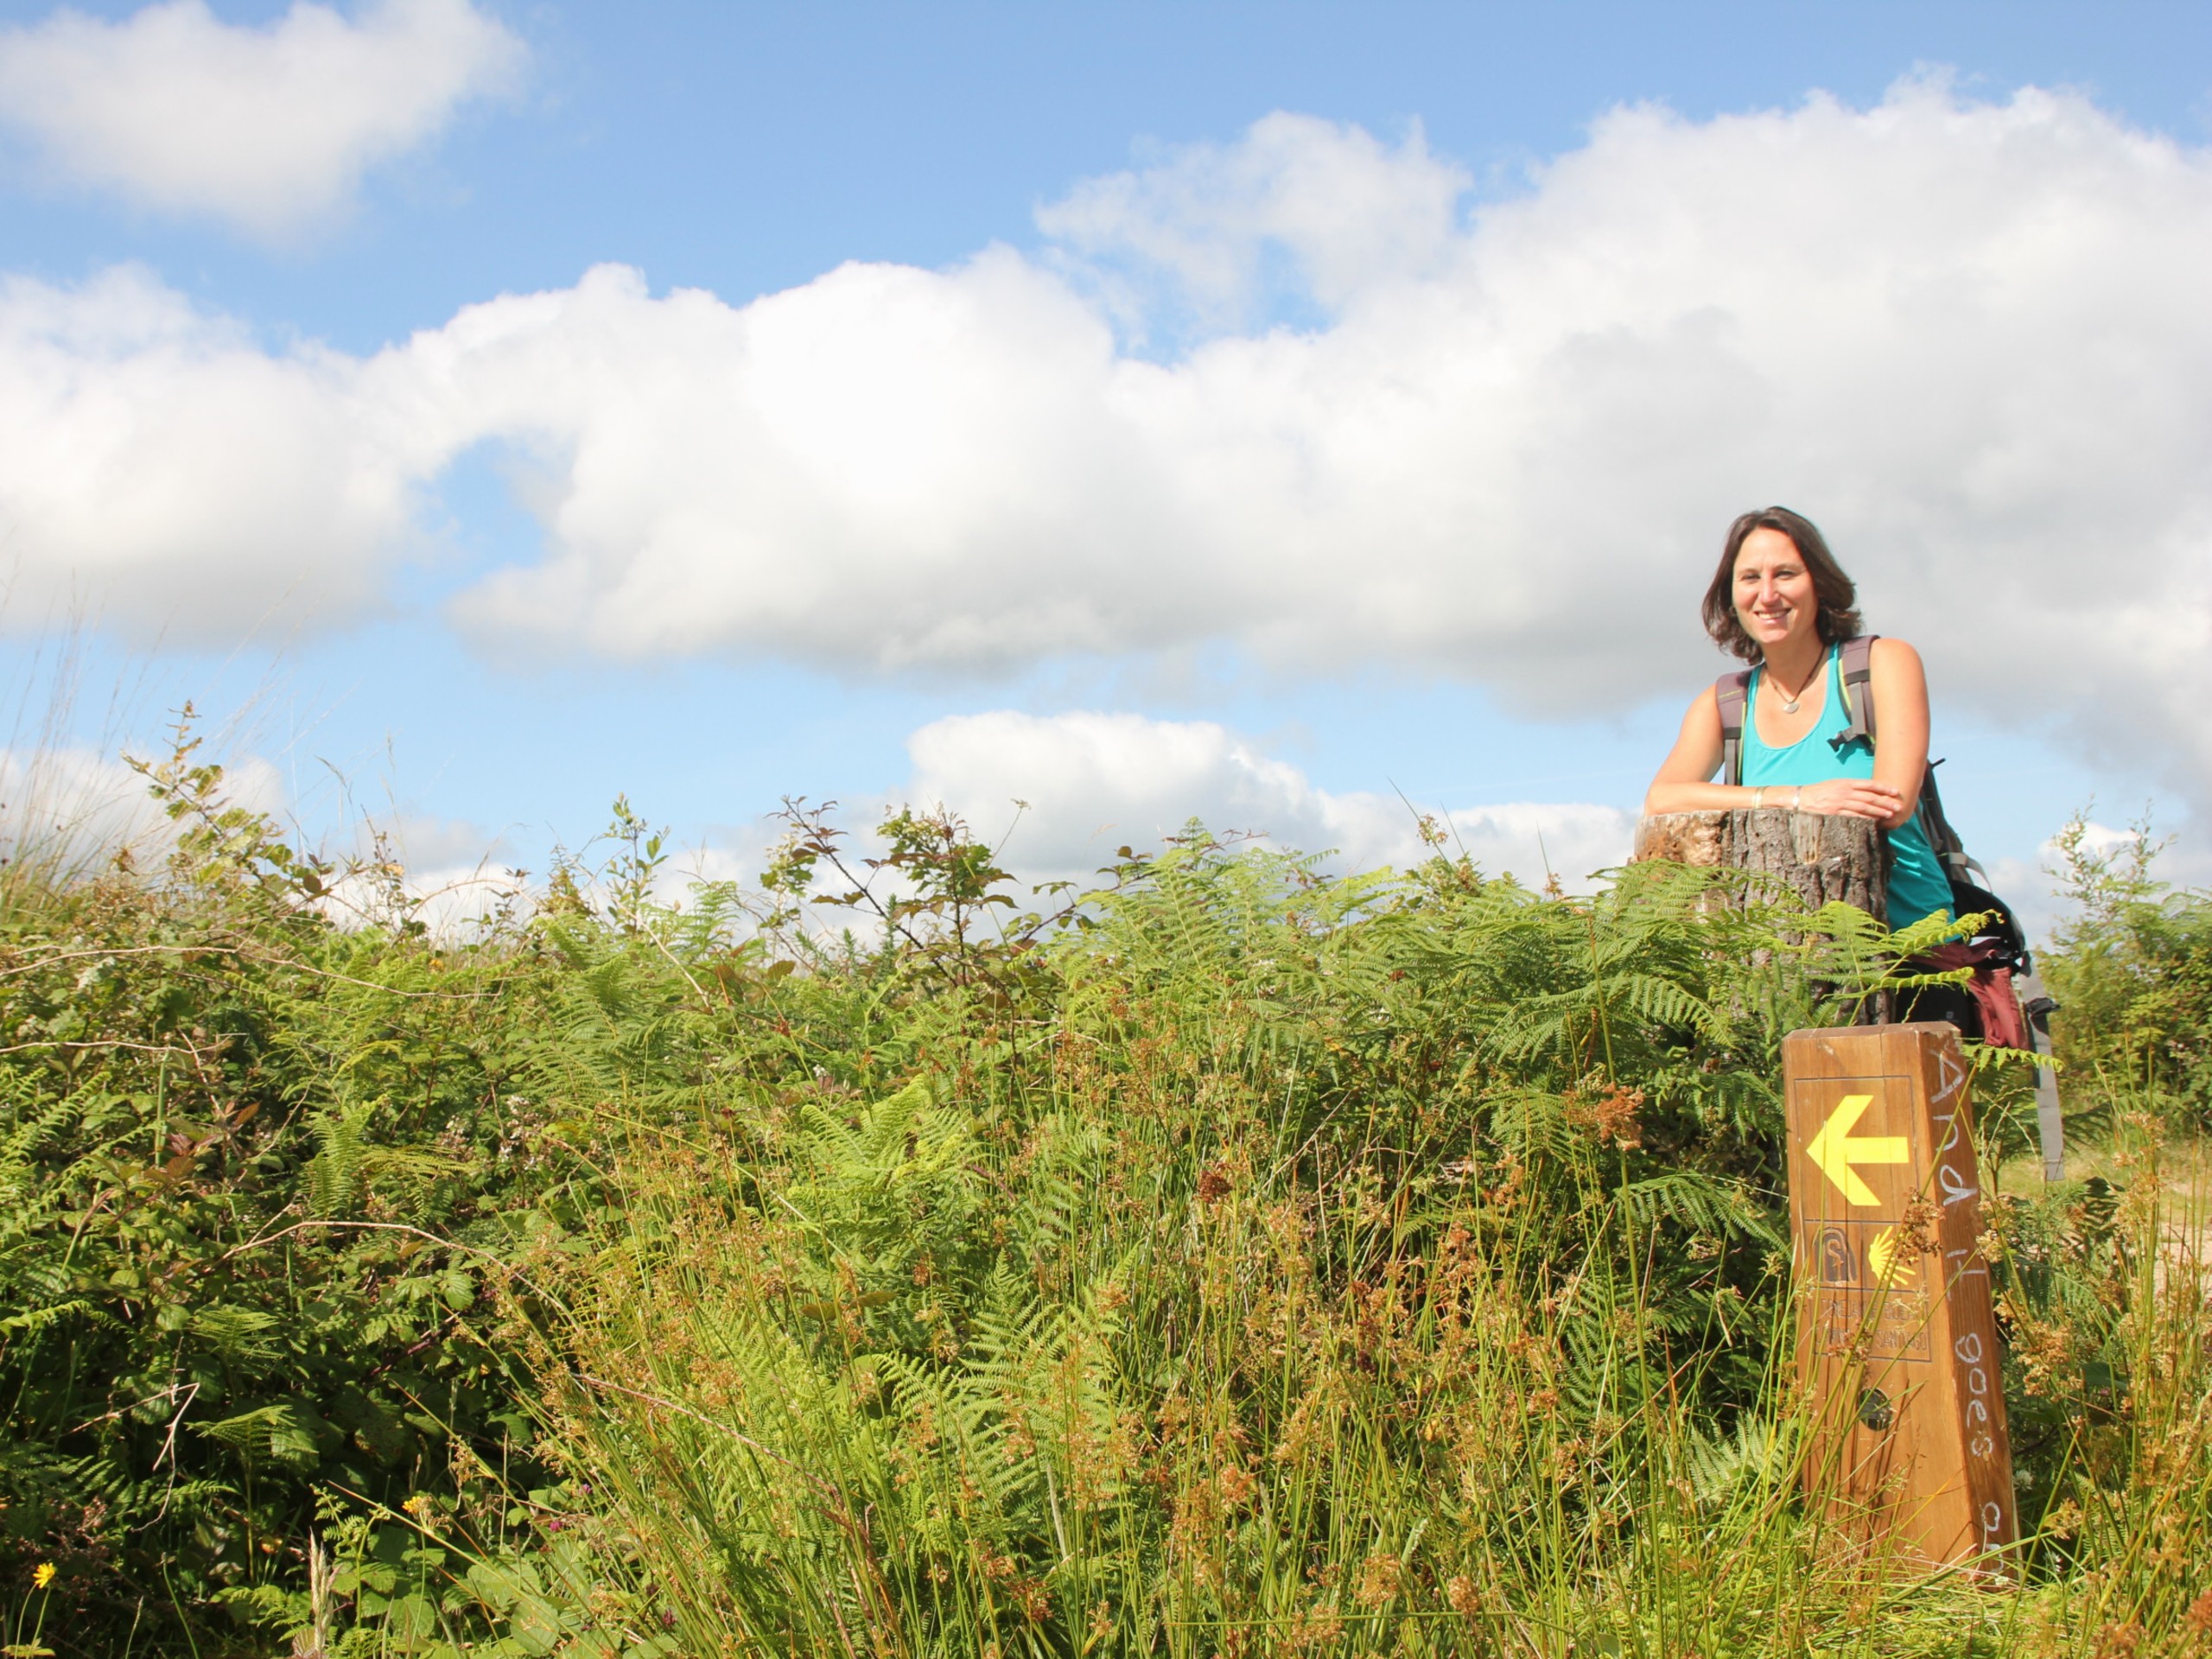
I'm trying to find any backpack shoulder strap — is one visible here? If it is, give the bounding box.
[1916,758,1975,881]
[1835,634,1878,750]
[1714,671,1752,787]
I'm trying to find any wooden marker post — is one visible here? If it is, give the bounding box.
[1783,1022,2016,1568]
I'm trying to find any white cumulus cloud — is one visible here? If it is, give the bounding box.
[1037,111,1471,330]
[0,264,429,628]
[2,81,2209,804]
[899,709,1631,893]
[0,0,524,237]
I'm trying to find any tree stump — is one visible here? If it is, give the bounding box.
[1634,809,1888,918]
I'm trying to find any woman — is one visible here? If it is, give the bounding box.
[1644,505,1954,932]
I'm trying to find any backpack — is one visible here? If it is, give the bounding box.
[1713,636,2033,1041]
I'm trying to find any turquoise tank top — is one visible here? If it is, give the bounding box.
[1740,643,1954,931]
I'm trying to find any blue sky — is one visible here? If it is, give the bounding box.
[1,1,2207,929]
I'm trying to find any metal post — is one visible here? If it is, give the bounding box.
[2015,971,2064,1184]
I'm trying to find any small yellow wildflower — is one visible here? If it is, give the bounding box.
[30,1562,54,1589]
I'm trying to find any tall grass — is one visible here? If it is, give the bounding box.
[506,834,2209,1657]
[2,761,2208,1656]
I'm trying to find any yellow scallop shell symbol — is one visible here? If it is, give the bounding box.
[1866,1225,1913,1288]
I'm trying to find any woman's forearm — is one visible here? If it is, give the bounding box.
[1643,780,1798,815]
[1648,776,1900,821]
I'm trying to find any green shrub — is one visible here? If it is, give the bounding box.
[2043,815,2212,1119]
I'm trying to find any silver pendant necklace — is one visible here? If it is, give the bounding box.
[1768,665,1815,715]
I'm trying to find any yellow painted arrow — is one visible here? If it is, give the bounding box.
[1806,1093,1909,1205]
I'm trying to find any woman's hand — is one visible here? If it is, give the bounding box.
[1792,777,1904,820]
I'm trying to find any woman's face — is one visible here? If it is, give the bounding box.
[1732,527,1819,654]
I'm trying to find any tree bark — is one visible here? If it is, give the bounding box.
[1633,809,1888,918]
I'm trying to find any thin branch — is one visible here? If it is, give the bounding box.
[153,1381,201,1474]
[0,943,244,980]
[0,1038,204,1058]
[71,1379,194,1435]
[232,948,501,1001]
[643,927,714,1009]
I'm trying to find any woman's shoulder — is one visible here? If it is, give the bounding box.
[1674,675,1726,731]
[1862,634,1925,675]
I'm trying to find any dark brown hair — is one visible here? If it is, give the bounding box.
[1701,505,1862,663]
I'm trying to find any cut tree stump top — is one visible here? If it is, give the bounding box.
[1634,808,1888,918]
